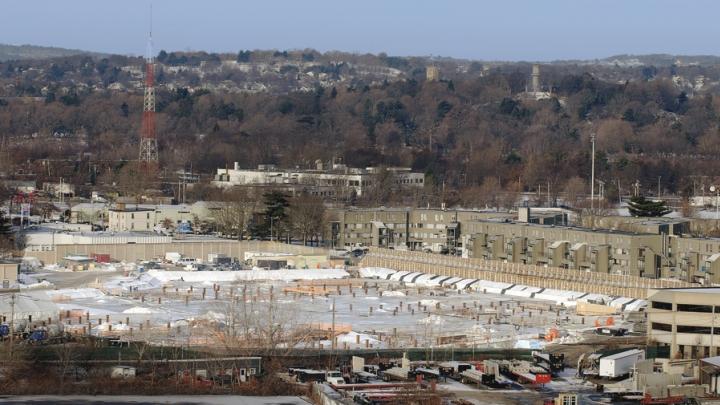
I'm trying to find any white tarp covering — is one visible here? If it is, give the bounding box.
[358,267,643,312]
[0,291,59,322]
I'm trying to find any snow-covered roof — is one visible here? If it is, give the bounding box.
[702,356,720,367]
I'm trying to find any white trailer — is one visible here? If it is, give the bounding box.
[599,349,645,378]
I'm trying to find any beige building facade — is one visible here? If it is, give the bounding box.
[648,288,720,359]
[0,261,19,287]
[331,206,720,281]
[108,207,154,232]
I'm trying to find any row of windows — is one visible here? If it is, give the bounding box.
[395,178,423,184]
[651,301,715,313]
[651,301,673,310]
[652,322,720,335]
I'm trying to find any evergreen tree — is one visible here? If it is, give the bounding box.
[252,191,290,240]
[0,211,11,235]
[0,211,14,256]
[628,195,671,217]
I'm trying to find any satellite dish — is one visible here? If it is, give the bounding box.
[711,186,717,193]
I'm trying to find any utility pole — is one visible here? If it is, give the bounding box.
[590,132,596,213]
[657,176,662,198]
[331,298,336,351]
[9,293,15,361]
[547,181,550,207]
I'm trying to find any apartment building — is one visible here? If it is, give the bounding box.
[329,207,512,252]
[647,288,720,359]
[673,237,720,284]
[330,206,719,281]
[332,208,411,249]
[462,221,667,278]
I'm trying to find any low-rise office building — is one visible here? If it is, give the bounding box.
[79,202,223,232]
[648,288,720,359]
[108,206,155,232]
[212,162,424,197]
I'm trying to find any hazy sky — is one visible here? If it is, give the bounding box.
[2,0,719,61]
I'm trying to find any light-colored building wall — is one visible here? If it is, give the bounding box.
[333,207,685,279]
[212,163,424,197]
[673,237,720,283]
[26,240,327,266]
[462,221,667,278]
[77,202,221,231]
[0,262,18,286]
[648,288,720,359]
[108,209,154,232]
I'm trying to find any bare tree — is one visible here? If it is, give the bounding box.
[289,194,325,246]
[53,341,78,393]
[214,189,259,240]
[563,176,586,208]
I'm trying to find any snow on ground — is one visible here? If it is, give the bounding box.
[15,273,55,289]
[146,268,349,284]
[122,306,156,314]
[359,267,395,279]
[319,331,385,349]
[102,268,349,292]
[46,288,105,300]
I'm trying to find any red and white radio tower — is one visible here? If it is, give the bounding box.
[138,17,158,165]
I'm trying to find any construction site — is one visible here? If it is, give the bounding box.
[2,243,720,404]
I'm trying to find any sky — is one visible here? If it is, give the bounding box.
[2,0,720,61]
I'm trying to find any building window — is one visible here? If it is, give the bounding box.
[651,301,673,310]
[677,304,713,313]
[651,322,672,332]
[676,325,712,334]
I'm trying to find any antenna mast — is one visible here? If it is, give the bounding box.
[139,4,158,166]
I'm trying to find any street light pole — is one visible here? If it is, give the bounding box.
[9,293,15,361]
[590,133,596,213]
[711,186,719,221]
